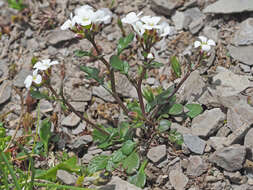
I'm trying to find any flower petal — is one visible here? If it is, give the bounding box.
[61,20,72,30]
[194,41,201,48]
[199,36,207,43]
[201,44,211,52]
[24,75,33,89]
[147,53,154,59]
[50,61,59,66]
[34,62,48,71]
[207,39,216,46]
[34,74,42,84]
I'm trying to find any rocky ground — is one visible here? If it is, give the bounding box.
[1,0,253,189]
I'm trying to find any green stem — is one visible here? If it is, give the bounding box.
[137,66,147,118]
[34,182,94,190]
[0,152,22,190]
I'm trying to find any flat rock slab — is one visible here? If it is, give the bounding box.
[150,0,183,16]
[191,108,226,137]
[228,45,253,66]
[0,80,12,105]
[13,69,32,88]
[203,0,253,14]
[47,28,75,45]
[209,144,246,172]
[186,156,208,177]
[183,134,206,155]
[147,145,166,163]
[169,170,188,190]
[61,112,81,128]
[233,18,253,46]
[57,170,77,185]
[99,176,142,190]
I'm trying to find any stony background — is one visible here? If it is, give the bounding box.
[1,0,253,189]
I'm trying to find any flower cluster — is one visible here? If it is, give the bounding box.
[121,12,171,37]
[194,36,216,52]
[61,5,112,31]
[24,59,59,89]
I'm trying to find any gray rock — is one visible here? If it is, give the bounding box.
[228,45,253,66]
[92,86,114,102]
[147,145,166,163]
[69,101,87,112]
[171,122,192,135]
[245,128,253,148]
[178,70,206,103]
[169,170,189,190]
[69,135,92,150]
[183,134,206,154]
[25,28,33,38]
[233,18,253,46]
[57,170,77,185]
[183,8,205,30]
[216,125,231,137]
[70,86,92,102]
[115,74,137,98]
[203,0,253,14]
[13,69,31,88]
[225,123,251,146]
[39,99,53,113]
[81,153,94,164]
[100,176,141,190]
[0,62,9,79]
[72,122,86,135]
[186,156,208,177]
[191,108,225,137]
[47,29,75,45]
[203,26,219,42]
[27,38,40,52]
[208,137,226,150]
[0,80,12,105]
[209,144,246,172]
[224,171,245,184]
[172,11,185,30]
[189,17,204,34]
[61,112,80,128]
[209,67,253,97]
[146,77,156,85]
[150,0,183,16]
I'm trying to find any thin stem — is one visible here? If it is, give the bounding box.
[47,85,110,136]
[137,66,147,118]
[149,54,202,119]
[89,37,130,115]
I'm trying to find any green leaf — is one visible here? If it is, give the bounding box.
[88,155,109,173]
[111,150,126,163]
[168,103,183,115]
[117,33,134,55]
[30,90,50,100]
[123,152,140,174]
[118,122,130,139]
[185,104,203,118]
[149,61,164,69]
[171,56,181,78]
[110,55,129,74]
[169,130,183,145]
[7,0,26,11]
[128,160,147,188]
[121,140,136,155]
[74,50,91,57]
[39,118,52,154]
[158,120,171,132]
[35,157,80,181]
[80,66,104,84]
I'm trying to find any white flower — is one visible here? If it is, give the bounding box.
[141,16,161,30]
[147,53,154,59]
[33,59,59,71]
[75,9,94,27]
[158,22,171,37]
[61,13,78,30]
[24,69,42,89]
[122,12,142,25]
[75,5,94,16]
[93,9,112,24]
[194,36,216,52]
[132,21,145,36]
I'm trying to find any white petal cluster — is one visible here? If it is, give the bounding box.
[24,59,59,89]
[121,12,172,37]
[61,5,112,30]
[194,36,216,52]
